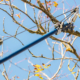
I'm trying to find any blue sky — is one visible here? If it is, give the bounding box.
[0,0,80,80]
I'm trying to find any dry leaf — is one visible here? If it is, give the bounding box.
[42,3,44,5]
[17,76,20,78]
[48,7,50,11]
[0,0,3,2]
[46,1,48,4]
[66,45,72,51]
[34,68,44,72]
[39,76,43,80]
[16,13,21,18]
[35,74,43,80]
[6,0,9,1]
[53,1,58,7]
[35,74,41,77]
[42,63,51,68]
[78,14,80,18]
[33,64,42,68]
[72,72,76,74]
[68,66,72,72]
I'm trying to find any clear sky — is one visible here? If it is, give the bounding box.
[0,0,80,80]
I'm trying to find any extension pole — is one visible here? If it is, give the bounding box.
[0,29,58,64]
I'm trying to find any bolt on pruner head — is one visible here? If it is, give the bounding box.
[54,22,64,35]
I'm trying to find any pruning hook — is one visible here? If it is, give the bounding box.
[71,7,79,22]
